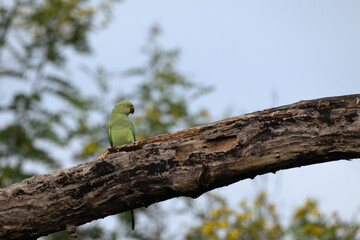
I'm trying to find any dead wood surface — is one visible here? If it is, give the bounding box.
[1,94,360,239]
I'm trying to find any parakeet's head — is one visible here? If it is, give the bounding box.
[114,101,135,115]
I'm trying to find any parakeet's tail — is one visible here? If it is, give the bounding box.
[131,209,135,230]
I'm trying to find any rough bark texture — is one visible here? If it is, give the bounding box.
[1,94,360,239]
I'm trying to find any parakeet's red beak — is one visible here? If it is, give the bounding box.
[130,106,135,114]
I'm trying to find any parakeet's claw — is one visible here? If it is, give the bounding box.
[108,147,117,153]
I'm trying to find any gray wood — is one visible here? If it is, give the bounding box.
[1,94,360,239]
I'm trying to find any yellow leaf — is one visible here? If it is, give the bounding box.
[217,220,228,228]
[201,221,215,235]
[211,209,219,217]
[227,230,240,239]
[83,142,98,155]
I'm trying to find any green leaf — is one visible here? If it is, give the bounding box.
[0,70,24,79]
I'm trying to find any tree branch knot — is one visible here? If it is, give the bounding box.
[198,164,211,187]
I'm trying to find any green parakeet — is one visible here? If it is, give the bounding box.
[106,101,136,147]
[106,100,136,230]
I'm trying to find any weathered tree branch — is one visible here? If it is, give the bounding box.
[1,94,360,239]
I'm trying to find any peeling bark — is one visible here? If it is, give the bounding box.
[1,94,360,239]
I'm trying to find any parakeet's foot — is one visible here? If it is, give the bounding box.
[107,147,117,153]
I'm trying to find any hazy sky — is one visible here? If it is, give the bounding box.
[83,0,360,233]
[92,0,360,112]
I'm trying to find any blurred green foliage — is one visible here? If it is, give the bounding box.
[124,25,212,140]
[0,0,123,186]
[290,198,360,240]
[186,191,360,240]
[186,192,284,240]
[0,0,95,186]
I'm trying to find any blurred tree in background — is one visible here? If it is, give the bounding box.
[1,1,359,240]
[290,198,360,240]
[123,25,212,140]
[186,191,360,240]
[0,0,120,187]
[186,192,284,240]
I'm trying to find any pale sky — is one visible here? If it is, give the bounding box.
[92,0,360,112]
[73,0,360,235]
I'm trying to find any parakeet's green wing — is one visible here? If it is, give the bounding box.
[130,121,136,142]
[106,122,113,147]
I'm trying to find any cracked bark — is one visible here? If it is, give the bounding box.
[1,94,360,239]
